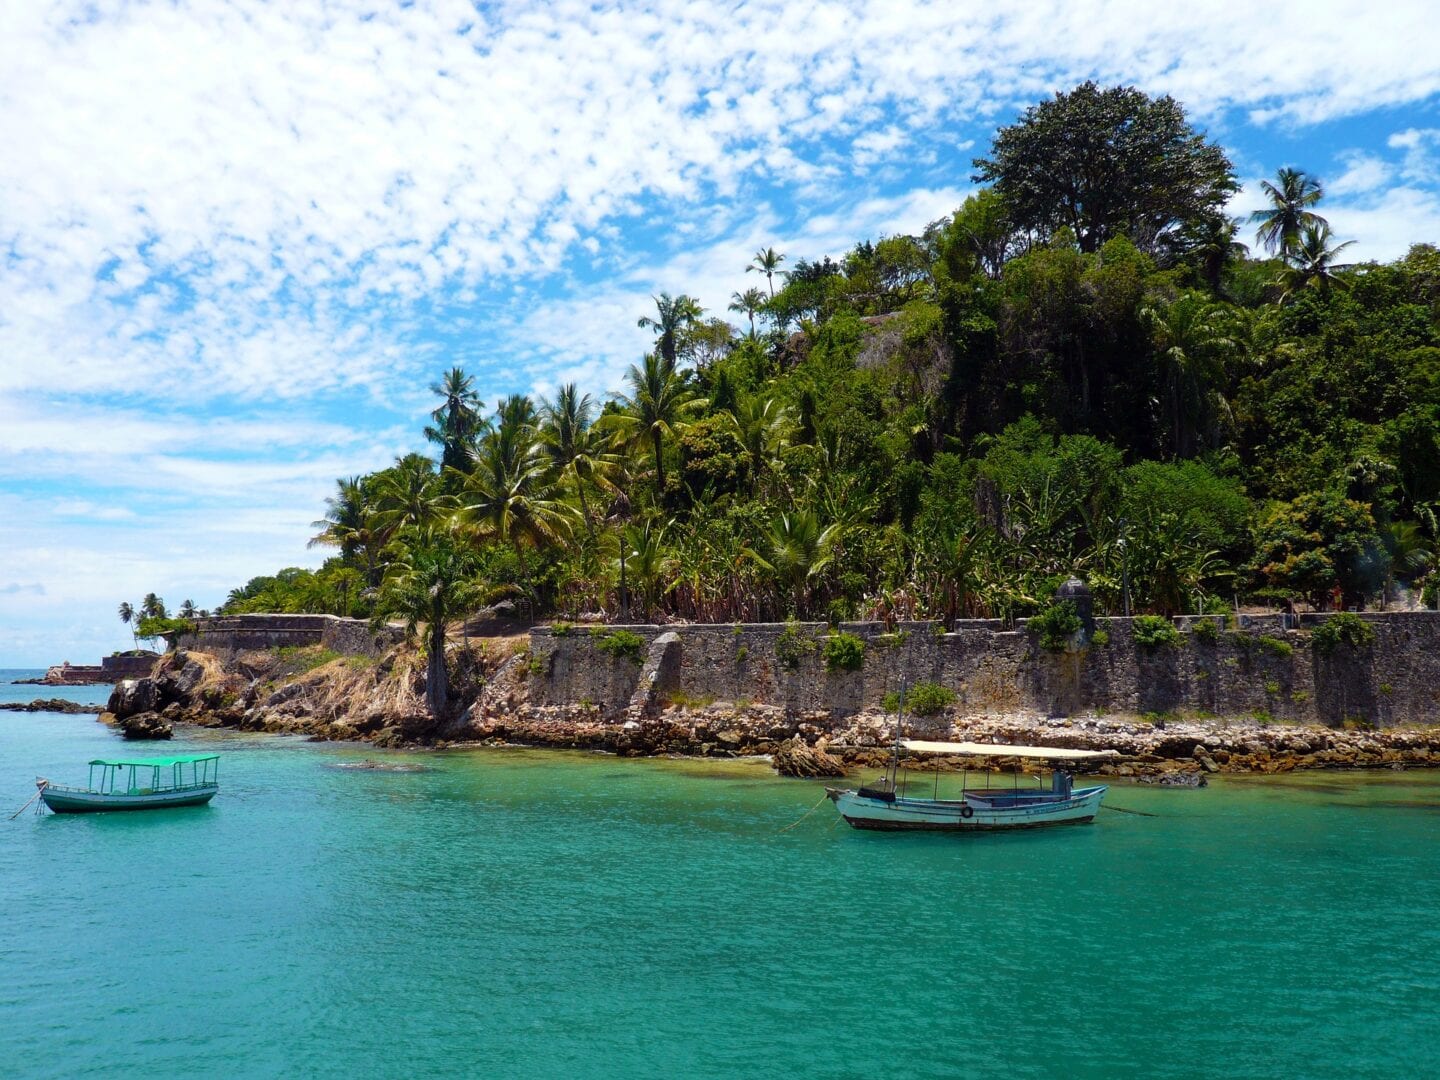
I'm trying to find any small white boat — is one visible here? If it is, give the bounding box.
[827,740,1114,832]
[39,754,219,813]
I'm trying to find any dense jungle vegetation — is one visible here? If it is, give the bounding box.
[210,82,1440,644]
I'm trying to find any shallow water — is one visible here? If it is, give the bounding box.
[3,675,1439,1079]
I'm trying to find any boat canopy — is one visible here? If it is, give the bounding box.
[901,740,1118,760]
[88,754,220,768]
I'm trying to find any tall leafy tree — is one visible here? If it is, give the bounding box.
[1277,222,1354,299]
[456,404,575,594]
[973,81,1237,254]
[117,601,137,648]
[540,383,614,535]
[728,287,767,337]
[377,541,482,717]
[373,453,449,542]
[747,247,786,299]
[609,351,703,497]
[638,293,703,367]
[310,476,385,588]
[1251,167,1326,258]
[424,367,486,476]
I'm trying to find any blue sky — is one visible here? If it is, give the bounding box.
[3,0,1440,666]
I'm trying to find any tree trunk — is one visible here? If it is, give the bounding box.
[427,604,448,717]
[652,428,666,496]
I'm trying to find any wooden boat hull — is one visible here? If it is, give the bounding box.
[40,785,218,813]
[826,785,1106,831]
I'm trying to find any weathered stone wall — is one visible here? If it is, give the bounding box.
[530,612,1440,727]
[101,654,161,679]
[174,615,403,658]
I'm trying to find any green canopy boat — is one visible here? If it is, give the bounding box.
[39,754,220,813]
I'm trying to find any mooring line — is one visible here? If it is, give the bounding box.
[778,792,830,833]
[1103,803,1157,817]
[9,782,47,821]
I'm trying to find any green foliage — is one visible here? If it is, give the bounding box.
[1132,615,1180,648]
[822,631,866,672]
[1191,619,1221,644]
[550,621,572,637]
[1090,628,1110,647]
[1264,680,1282,695]
[974,81,1236,255]
[774,621,816,671]
[880,681,957,717]
[1257,635,1294,658]
[1311,612,1376,653]
[135,615,196,643]
[212,85,1440,637]
[1029,600,1082,651]
[591,629,646,664]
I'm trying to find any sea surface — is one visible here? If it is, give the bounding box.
[2,669,1439,1079]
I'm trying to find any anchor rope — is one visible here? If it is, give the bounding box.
[777,792,831,833]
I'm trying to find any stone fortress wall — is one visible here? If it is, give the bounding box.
[530,611,1440,727]
[174,614,404,658]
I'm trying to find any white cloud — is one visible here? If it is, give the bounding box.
[3,0,1440,662]
[1329,152,1392,197]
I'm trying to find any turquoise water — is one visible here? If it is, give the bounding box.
[4,671,1440,1079]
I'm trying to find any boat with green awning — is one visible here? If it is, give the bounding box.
[38,754,220,813]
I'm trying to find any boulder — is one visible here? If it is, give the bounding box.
[107,678,159,720]
[772,736,847,778]
[117,711,173,740]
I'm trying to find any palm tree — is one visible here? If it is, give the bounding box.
[1277,223,1355,300]
[611,519,676,618]
[540,383,615,536]
[609,351,703,497]
[424,367,486,477]
[117,601,137,649]
[373,453,449,543]
[456,410,575,598]
[747,247,786,299]
[748,510,840,616]
[310,477,384,588]
[637,293,703,367]
[1177,214,1248,293]
[725,395,791,496]
[1251,168,1326,258]
[140,593,166,620]
[1139,293,1242,456]
[377,541,482,717]
[727,287,767,338]
[178,599,197,619]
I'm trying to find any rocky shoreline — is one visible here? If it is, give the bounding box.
[90,646,1440,780]
[1,698,105,714]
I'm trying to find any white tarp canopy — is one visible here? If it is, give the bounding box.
[901,740,1119,760]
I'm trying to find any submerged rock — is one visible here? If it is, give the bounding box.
[117,711,173,740]
[325,760,433,773]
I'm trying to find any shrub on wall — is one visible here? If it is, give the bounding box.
[775,621,816,671]
[1312,612,1376,654]
[592,629,646,664]
[1030,600,1082,652]
[1257,635,1293,658]
[882,681,957,716]
[823,631,866,672]
[1132,615,1180,648]
[1191,619,1220,644]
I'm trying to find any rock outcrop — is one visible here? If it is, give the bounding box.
[0,698,104,714]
